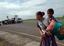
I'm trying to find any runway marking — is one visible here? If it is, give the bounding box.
[1,29,41,39]
[1,29,64,46]
[56,42,64,46]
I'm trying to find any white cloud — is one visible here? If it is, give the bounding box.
[0,0,46,9]
[0,2,21,9]
[0,0,47,20]
[20,0,46,8]
[9,10,33,16]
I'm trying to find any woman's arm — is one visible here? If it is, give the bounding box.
[37,21,46,36]
[38,28,44,46]
[42,26,47,29]
[38,28,46,38]
[38,28,43,35]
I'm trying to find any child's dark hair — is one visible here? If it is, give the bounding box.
[47,8,54,14]
[36,11,45,17]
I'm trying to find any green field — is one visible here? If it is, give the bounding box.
[24,19,36,22]
[24,17,64,22]
[56,17,64,22]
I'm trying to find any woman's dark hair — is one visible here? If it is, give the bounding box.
[36,11,45,17]
[47,8,54,14]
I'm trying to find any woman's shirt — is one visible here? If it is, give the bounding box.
[38,17,49,27]
[37,17,50,34]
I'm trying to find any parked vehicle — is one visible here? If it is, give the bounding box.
[2,21,5,25]
[11,18,15,24]
[7,19,12,24]
[1,17,23,25]
[4,20,8,25]
[17,18,23,23]
[2,20,8,25]
[0,21,2,26]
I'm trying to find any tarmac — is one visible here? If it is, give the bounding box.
[0,31,40,46]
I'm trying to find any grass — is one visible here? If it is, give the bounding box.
[24,17,64,22]
[56,17,64,22]
[24,19,37,22]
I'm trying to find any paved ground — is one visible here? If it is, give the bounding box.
[0,31,40,46]
[0,21,64,46]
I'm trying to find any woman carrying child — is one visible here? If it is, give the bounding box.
[36,8,57,46]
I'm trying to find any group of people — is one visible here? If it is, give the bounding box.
[36,8,64,46]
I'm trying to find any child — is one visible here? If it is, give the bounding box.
[46,8,64,40]
[36,11,57,46]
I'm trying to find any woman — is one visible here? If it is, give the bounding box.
[36,9,57,46]
[36,11,49,46]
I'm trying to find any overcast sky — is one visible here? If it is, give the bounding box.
[0,0,64,21]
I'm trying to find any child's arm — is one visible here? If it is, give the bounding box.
[46,20,56,31]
